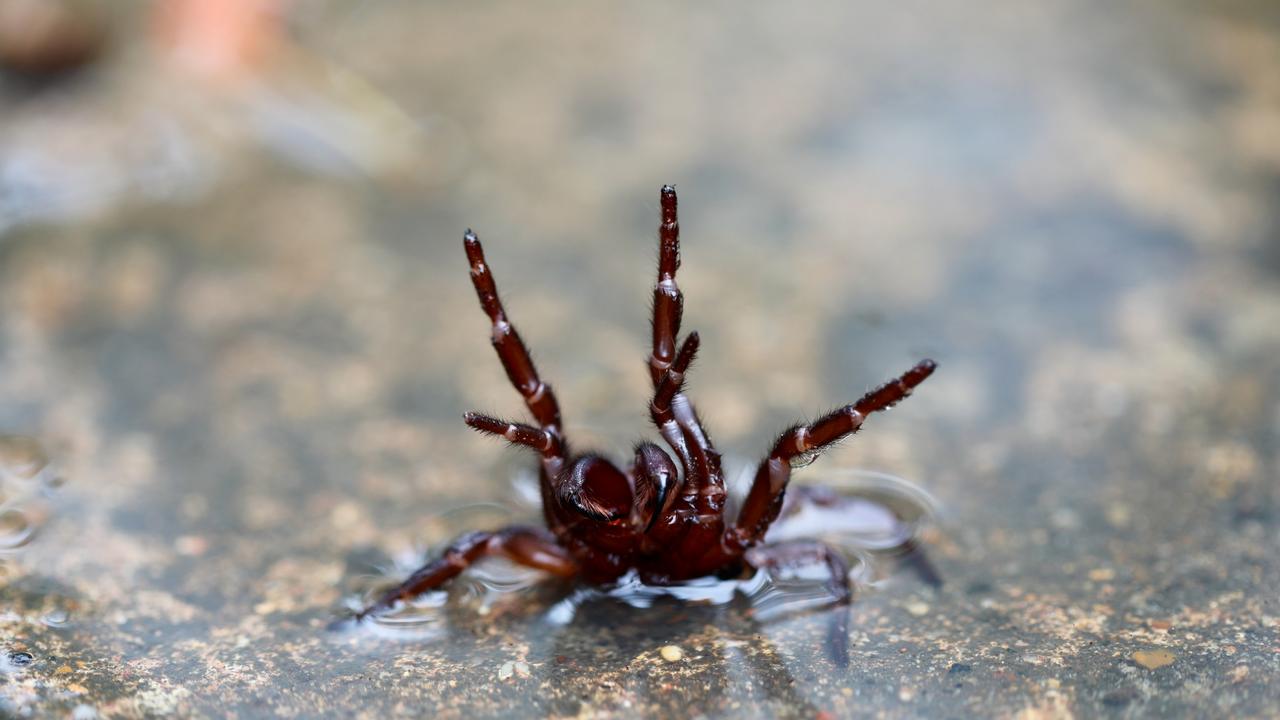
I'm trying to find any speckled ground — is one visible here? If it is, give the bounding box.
[1,0,1278,717]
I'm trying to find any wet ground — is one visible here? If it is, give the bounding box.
[1,0,1279,717]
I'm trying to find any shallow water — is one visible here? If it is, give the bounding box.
[336,470,934,662]
[2,0,1279,717]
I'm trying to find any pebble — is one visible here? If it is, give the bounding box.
[1132,649,1176,670]
[497,660,531,680]
[905,601,930,617]
[659,645,684,662]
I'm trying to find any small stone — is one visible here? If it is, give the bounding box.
[497,661,515,680]
[55,664,72,674]
[175,536,208,557]
[905,601,930,616]
[1088,568,1115,582]
[1132,649,1175,669]
[7,651,33,667]
[659,645,684,662]
[1106,504,1132,528]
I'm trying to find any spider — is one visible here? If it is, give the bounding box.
[355,185,936,643]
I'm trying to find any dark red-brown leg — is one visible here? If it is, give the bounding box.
[644,187,728,556]
[463,411,563,457]
[649,185,684,387]
[356,526,577,620]
[745,541,853,667]
[464,230,573,531]
[649,332,701,472]
[464,230,564,444]
[732,360,937,548]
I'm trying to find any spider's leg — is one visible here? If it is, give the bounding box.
[647,331,730,558]
[643,187,729,549]
[732,360,937,547]
[647,187,719,459]
[355,526,576,621]
[745,540,852,667]
[464,230,564,444]
[649,184,684,387]
[649,332,701,471]
[464,412,563,456]
[646,187,718,472]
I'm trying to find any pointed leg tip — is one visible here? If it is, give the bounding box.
[327,614,362,632]
[908,358,938,385]
[463,229,484,260]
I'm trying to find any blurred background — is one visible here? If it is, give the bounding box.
[1,0,1277,717]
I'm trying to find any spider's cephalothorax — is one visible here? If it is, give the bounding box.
[357,186,936,627]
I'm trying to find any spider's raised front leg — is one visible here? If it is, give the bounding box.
[745,540,853,667]
[464,230,565,442]
[463,230,573,526]
[356,526,577,620]
[644,187,727,555]
[731,360,937,548]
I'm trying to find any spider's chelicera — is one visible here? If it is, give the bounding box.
[356,186,936,635]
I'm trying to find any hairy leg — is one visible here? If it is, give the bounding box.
[733,359,937,547]
[464,230,564,443]
[649,185,685,387]
[356,526,576,620]
[647,186,719,463]
[644,187,727,553]
[745,540,853,667]
[463,411,562,457]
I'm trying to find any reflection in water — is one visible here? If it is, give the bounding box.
[337,470,938,677]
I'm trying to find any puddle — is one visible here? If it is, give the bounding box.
[336,468,938,665]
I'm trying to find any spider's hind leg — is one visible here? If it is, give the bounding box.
[355,526,577,621]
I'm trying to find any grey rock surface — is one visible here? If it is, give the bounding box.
[1,0,1277,717]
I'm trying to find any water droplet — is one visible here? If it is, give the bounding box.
[42,609,71,627]
[7,651,34,667]
[788,449,821,470]
[0,436,50,482]
[0,509,34,550]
